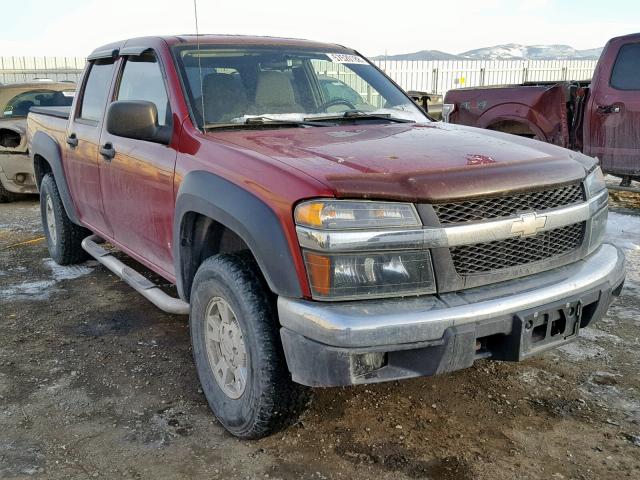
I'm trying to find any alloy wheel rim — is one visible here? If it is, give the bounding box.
[45,195,57,246]
[204,297,248,399]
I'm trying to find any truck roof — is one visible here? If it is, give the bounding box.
[607,32,640,43]
[88,35,353,59]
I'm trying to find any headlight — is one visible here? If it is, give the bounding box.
[585,166,606,198]
[295,200,435,300]
[295,200,420,230]
[304,250,435,300]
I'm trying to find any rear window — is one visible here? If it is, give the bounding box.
[610,43,640,90]
[79,59,115,122]
[2,89,74,118]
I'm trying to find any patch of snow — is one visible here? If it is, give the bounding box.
[605,212,640,251]
[581,372,640,423]
[0,260,94,302]
[605,211,640,297]
[605,303,640,324]
[518,367,565,386]
[44,259,94,281]
[580,327,622,345]
[0,280,56,301]
[556,340,609,361]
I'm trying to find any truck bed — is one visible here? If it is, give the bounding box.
[29,106,71,120]
[444,81,590,150]
[26,108,71,155]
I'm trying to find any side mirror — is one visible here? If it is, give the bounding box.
[105,100,171,145]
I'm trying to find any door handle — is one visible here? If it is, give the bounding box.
[597,104,621,114]
[99,142,116,160]
[66,133,78,147]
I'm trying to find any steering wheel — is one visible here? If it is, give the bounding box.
[318,98,357,112]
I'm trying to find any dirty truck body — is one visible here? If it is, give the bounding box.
[0,82,74,200]
[27,35,625,438]
[443,33,640,183]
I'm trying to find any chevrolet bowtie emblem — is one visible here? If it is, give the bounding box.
[511,212,547,237]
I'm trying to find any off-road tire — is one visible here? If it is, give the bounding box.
[0,179,19,203]
[39,173,89,265]
[190,253,311,439]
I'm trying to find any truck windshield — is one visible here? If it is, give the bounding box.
[173,46,428,128]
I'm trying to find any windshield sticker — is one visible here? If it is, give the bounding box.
[326,53,368,65]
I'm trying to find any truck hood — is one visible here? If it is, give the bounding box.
[207,122,594,202]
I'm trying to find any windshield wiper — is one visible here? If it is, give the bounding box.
[304,111,414,124]
[204,116,330,130]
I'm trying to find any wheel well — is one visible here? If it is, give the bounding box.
[33,154,53,188]
[487,120,539,139]
[0,128,21,148]
[179,212,258,300]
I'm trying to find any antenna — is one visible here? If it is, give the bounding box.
[193,0,205,130]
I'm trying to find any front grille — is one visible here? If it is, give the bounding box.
[434,183,585,224]
[450,223,585,275]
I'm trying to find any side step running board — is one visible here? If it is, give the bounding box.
[81,235,190,315]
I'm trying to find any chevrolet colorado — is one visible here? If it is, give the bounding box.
[27,35,625,439]
[443,33,640,188]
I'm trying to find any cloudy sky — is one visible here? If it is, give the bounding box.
[1,0,638,57]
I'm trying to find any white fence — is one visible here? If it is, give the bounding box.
[0,57,86,84]
[373,59,598,95]
[0,56,598,95]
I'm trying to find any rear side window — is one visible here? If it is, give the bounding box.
[116,52,171,126]
[79,59,115,121]
[610,43,640,90]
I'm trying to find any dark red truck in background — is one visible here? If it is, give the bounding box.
[27,35,625,439]
[444,33,640,187]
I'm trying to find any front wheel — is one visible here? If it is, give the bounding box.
[190,254,310,439]
[39,173,89,265]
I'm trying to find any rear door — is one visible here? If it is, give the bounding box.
[585,41,640,176]
[98,50,177,276]
[64,57,116,236]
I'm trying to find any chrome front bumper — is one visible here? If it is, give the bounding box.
[279,243,625,349]
[279,243,624,386]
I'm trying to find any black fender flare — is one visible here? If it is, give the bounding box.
[174,170,302,301]
[31,130,81,225]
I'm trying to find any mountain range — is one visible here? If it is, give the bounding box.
[372,43,603,61]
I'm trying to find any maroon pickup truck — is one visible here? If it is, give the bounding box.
[27,35,625,439]
[443,33,640,187]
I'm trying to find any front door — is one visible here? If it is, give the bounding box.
[64,58,116,236]
[585,41,640,177]
[98,50,177,277]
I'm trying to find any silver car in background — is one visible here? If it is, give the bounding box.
[0,80,75,201]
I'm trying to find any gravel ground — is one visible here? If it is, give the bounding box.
[1,195,639,480]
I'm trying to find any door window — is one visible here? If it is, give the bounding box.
[79,59,115,121]
[116,52,171,125]
[610,43,640,90]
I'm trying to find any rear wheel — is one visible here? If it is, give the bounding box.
[190,254,310,439]
[39,173,89,265]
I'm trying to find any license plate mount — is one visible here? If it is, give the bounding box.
[516,299,583,359]
[490,299,584,361]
